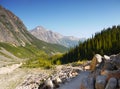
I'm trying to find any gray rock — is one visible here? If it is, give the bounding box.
[101,70,120,80]
[95,75,107,89]
[80,77,94,89]
[102,61,114,71]
[90,69,101,78]
[111,53,120,69]
[105,77,117,89]
[118,79,120,89]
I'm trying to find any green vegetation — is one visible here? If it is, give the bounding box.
[0,6,68,68]
[0,42,66,68]
[0,43,42,59]
[23,53,64,68]
[24,59,53,69]
[58,25,120,64]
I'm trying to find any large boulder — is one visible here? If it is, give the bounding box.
[104,55,110,60]
[90,69,101,78]
[95,54,102,63]
[102,61,114,71]
[90,54,102,71]
[105,77,117,89]
[101,70,120,81]
[80,77,94,89]
[111,53,120,69]
[95,75,107,89]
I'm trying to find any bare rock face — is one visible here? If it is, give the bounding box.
[95,75,107,89]
[0,6,33,46]
[80,77,94,89]
[105,78,117,89]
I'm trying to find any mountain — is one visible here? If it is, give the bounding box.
[30,26,85,47]
[0,6,33,46]
[58,25,120,64]
[0,5,67,59]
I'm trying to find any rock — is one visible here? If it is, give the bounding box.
[38,82,45,89]
[95,54,102,63]
[80,77,94,89]
[105,77,117,89]
[110,54,116,59]
[102,61,114,71]
[55,77,62,83]
[101,70,120,81]
[44,78,54,89]
[52,77,62,88]
[111,53,120,69]
[118,79,120,88]
[84,65,90,71]
[101,70,109,76]
[95,75,107,89]
[90,56,98,71]
[90,54,102,71]
[90,69,101,78]
[104,55,110,60]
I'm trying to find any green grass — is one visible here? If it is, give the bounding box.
[0,42,66,68]
[0,42,45,59]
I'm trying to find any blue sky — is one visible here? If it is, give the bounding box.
[0,0,120,38]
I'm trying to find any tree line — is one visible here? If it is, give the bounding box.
[58,25,120,64]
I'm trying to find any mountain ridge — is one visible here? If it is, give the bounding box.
[0,5,67,57]
[30,26,85,47]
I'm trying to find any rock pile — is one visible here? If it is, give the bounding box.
[16,72,49,89]
[16,65,82,89]
[38,66,81,89]
[80,53,120,89]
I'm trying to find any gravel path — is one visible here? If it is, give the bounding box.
[0,68,28,89]
[58,71,90,89]
[0,63,22,74]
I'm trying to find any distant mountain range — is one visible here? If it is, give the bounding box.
[30,26,85,47]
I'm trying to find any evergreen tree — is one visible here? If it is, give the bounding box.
[59,25,120,64]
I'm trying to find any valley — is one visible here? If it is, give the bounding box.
[0,1,120,89]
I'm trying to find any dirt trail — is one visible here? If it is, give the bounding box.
[59,71,90,89]
[0,68,28,89]
[0,63,22,74]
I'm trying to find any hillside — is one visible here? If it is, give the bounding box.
[0,5,67,59]
[58,25,120,63]
[30,26,85,47]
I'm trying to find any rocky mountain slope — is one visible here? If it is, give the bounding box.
[0,5,67,57]
[0,6,33,46]
[30,26,85,47]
